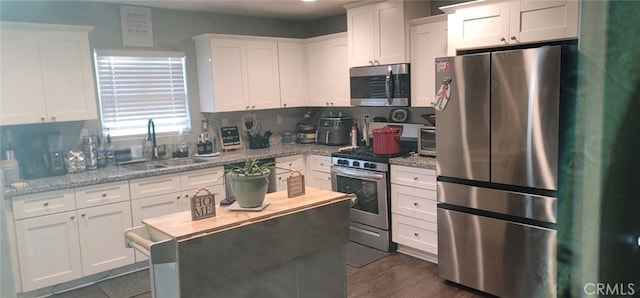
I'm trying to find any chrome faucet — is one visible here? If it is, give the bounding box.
[146,119,159,159]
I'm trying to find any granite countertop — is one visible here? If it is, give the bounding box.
[3,144,435,198]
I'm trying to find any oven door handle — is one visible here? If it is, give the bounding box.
[332,167,385,181]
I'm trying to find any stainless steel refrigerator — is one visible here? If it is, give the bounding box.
[435,44,576,298]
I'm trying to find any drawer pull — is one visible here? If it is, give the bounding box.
[414,232,419,237]
[184,194,189,198]
[43,202,49,207]
[413,202,419,207]
[81,213,86,217]
[177,196,181,200]
[70,216,75,220]
[413,177,418,181]
[102,193,107,197]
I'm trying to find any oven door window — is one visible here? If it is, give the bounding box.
[336,176,380,214]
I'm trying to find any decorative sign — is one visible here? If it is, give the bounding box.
[287,170,306,198]
[120,5,154,47]
[220,126,242,151]
[190,187,216,221]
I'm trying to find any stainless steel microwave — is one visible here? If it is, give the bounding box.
[419,126,436,156]
[350,63,410,106]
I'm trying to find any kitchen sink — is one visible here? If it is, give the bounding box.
[122,162,169,171]
[122,158,208,171]
[161,158,208,167]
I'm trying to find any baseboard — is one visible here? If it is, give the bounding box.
[17,261,148,298]
[397,244,438,264]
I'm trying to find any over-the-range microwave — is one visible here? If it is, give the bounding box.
[418,126,436,156]
[350,63,410,107]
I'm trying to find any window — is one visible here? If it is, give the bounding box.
[94,50,190,138]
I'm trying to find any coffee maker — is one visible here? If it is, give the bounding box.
[17,132,67,179]
[47,132,66,176]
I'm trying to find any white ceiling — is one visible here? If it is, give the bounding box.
[91,0,362,21]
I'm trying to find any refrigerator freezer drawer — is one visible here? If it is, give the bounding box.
[437,207,556,298]
[437,181,557,224]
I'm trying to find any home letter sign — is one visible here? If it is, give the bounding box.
[287,170,305,198]
[190,187,216,221]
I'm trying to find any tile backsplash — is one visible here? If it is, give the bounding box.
[0,106,434,158]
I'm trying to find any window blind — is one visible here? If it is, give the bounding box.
[94,50,190,137]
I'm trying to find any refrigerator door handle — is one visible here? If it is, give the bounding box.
[385,65,393,105]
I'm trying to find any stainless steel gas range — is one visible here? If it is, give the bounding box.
[331,147,410,252]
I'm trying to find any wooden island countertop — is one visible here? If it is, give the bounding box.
[142,186,351,241]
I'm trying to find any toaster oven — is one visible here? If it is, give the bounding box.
[418,126,436,156]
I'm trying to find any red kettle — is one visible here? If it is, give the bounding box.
[372,126,401,155]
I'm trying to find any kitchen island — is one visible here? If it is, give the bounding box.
[126,186,351,298]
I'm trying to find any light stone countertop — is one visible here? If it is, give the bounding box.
[3,144,436,198]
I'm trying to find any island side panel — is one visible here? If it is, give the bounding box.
[177,199,350,297]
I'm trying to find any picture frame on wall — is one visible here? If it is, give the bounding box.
[120,5,154,47]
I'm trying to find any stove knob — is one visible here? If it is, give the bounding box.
[365,163,377,169]
[352,161,360,167]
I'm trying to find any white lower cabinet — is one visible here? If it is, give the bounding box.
[276,155,306,192]
[14,210,83,291]
[390,165,438,262]
[305,154,332,190]
[77,201,134,276]
[130,169,224,261]
[130,174,182,262]
[12,183,134,292]
[180,167,226,208]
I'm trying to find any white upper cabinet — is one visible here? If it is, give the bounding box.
[305,33,350,107]
[277,41,307,108]
[444,0,580,52]
[192,35,281,112]
[346,0,429,67]
[0,22,97,125]
[410,15,448,107]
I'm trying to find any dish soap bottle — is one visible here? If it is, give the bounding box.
[175,129,188,157]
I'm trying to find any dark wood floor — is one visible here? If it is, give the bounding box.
[347,252,488,298]
[54,252,487,297]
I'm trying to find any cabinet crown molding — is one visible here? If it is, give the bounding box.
[439,0,501,14]
[0,21,94,32]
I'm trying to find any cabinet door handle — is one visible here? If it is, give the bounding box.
[43,202,49,207]
[278,176,282,180]
[252,105,255,109]
[283,103,287,107]
[510,36,517,41]
[70,216,75,220]
[245,106,250,110]
[326,102,330,106]
[40,117,46,121]
[413,177,418,181]
[51,116,56,121]
[374,60,379,65]
[369,60,374,65]
[101,193,107,197]
[177,196,181,200]
[414,233,419,237]
[81,213,86,217]
[500,37,506,42]
[184,194,189,198]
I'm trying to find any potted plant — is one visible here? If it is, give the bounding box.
[225,158,275,208]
